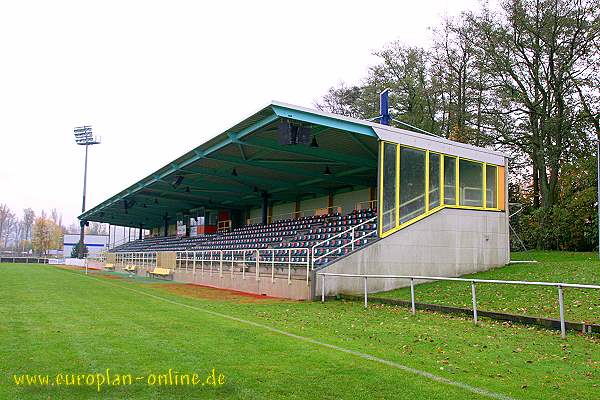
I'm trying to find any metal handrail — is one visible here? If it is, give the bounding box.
[311,216,377,268]
[317,272,600,339]
[175,247,311,284]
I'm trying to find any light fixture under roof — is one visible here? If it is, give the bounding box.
[310,136,319,148]
[172,175,184,187]
[324,165,332,176]
[231,168,238,177]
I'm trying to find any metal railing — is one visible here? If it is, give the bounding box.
[311,216,377,269]
[87,251,107,263]
[114,252,157,268]
[317,272,600,339]
[176,248,311,284]
[355,199,377,211]
[217,220,232,233]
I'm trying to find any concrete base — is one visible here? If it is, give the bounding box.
[113,265,312,300]
[316,208,509,296]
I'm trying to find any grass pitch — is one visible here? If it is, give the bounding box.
[1,262,598,399]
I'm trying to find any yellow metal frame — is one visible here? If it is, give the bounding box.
[426,151,443,212]
[379,140,504,239]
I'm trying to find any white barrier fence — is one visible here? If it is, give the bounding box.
[175,248,311,284]
[317,272,600,339]
[114,252,157,268]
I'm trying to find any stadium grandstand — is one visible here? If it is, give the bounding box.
[80,101,509,299]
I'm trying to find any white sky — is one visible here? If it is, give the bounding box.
[0,0,480,230]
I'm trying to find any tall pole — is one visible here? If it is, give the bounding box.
[82,143,89,213]
[74,126,99,259]
[597,141,599,259]
[78,143,89,257]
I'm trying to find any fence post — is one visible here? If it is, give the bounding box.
[218,251,223,278]
[271,249,275,283]
[321,274,325,302]
[471,281,478,325]
[305,249,310,285]
[364,276,368,308]
[288,249,292,284]
[255,250,260,281]
[558,285,566,339]
[351,228,355,251]
[242,251,246,280]
[193,251,196,277]
[410,278,416,315]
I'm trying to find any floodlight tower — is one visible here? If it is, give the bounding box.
[74,125,101,258]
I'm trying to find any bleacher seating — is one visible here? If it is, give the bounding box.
[111,208,378,267]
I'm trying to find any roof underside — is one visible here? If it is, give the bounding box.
[80,103,379,228]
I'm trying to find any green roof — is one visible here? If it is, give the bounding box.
[79,101,379,228]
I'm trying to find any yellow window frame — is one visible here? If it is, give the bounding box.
[378,140,505,239]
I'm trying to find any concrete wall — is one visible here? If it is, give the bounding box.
[300,196,329,213]
[249,208,261,221]
[272,202,296,221]
[171,271,311,300]
[246,188,372,224]
[316,208,509,296]
[110,262,311,300]
[333,188,370,214]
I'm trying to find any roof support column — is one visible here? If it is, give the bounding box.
[261,191,269,225]
[163,215,169,237]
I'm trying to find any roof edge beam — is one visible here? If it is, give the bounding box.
[272,105,377,138]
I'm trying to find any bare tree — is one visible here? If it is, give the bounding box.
[22,208,35,244]
[0,204,14,250]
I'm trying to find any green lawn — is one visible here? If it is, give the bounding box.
[377,251,600,324]
[0,262,598,399]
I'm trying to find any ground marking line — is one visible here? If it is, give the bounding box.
[64,269,516,400]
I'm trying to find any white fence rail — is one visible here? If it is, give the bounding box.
[317,272,600,339]
[114,252,157,268]
[175,248,311,284]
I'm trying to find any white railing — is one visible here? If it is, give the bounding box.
[88,251,107,263]
[175,248,311,284]
[317,272,600,339]
[311,216,377,269]
[355,199,377,211]
[114,252,157,268]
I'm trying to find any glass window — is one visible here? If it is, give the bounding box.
[459,160,484,207]
[486,165,497,208]
[428,153,441,209]
[400,147,426,224]
[381,143,397,233]
[444,156,456,205]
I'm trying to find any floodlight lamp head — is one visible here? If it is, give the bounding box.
[73,125,101,145]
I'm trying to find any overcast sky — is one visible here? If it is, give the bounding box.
[0,0,480,229]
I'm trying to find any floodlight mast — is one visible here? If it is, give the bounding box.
[74,125,100,260]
